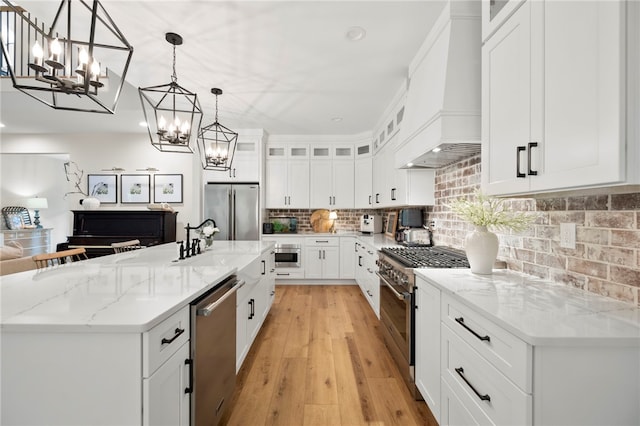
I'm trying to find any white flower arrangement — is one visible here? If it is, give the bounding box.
[201,225,220,238]
[448,190,537,233]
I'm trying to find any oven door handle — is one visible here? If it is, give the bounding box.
[376,272,410,301]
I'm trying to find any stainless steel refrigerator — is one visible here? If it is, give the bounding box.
[204,183,260,240]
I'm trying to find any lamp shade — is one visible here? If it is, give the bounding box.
[25,197,48,209]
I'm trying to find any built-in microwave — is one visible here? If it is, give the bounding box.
[274,243,301,268]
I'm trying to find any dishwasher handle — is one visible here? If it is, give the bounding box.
[196,279,245,317]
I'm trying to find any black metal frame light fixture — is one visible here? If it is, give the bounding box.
[0,0,133,113]
[138,32,202,154]
[198,88,238,171]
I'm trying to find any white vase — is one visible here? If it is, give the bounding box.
[464,225,499,274]
[82,197,100,210]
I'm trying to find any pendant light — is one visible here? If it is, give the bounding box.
[198,88,238,171]
[0,0,133,113]
[138,32,202,153]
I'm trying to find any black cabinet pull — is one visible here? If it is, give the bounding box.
[455,367,491,402]
[248,299,255,319]
[528,142,538,176]
[455,317,490,342]
[391,188,397,200]
[358,256,362,267]
[161,327,185,345]
[516,146,526,178]
[184,359,193,394]
[369,195,372,205]
[375,193,380,204]
[261,260,266,275]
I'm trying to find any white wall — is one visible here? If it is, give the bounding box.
[0,132,202,245]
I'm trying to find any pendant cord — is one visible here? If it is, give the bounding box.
[171,43,177,83]
[215,93,219,122]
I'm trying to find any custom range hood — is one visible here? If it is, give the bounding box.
[395,1,481,169]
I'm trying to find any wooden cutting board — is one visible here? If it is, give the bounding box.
[310,209,333,233]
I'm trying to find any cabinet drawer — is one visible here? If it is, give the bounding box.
[441,294,531,392]
[143,306,190,377]
[305,237,338,247]
[442,324,532,426]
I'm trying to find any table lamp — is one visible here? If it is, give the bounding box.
[329,210,338,233]
[25,197,48,228]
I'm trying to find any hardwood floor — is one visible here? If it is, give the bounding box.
[222,285,438,426]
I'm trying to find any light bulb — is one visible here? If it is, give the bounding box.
[158,116,167,131]
[90,61,100,78]
[50,38,62,55]
[78,48,88,65]
[32,40,44,64]
[180,121,190,135]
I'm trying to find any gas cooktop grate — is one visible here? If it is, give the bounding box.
[381,246,470,268]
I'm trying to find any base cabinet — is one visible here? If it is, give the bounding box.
[236,250,275,372]
[143,342,190,426]
[305,237,340,279]
[354,240,379,318]
[415,277,441,423]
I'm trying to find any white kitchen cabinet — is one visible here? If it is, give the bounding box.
[482,0,631,196]
[265,159,309,208]
[372,143,435,208]
[339,237,355,279]
[203,131,264,183]
[354,156,373,208]
[414,276,441,423]
[236,256,261,371]
[354,239,379,318]
[143,342,190,426]
[304,237,340,279]
[309,159,354,209]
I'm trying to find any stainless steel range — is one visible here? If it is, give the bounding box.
[376,246,469,399]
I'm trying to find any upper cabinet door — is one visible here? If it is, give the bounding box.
[482,0,628,196]
[530,0,625,191]
[481,1,532,195]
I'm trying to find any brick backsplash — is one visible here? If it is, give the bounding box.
[267,209,378,233]
[429,153,640,307]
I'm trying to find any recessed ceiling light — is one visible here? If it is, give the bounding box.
[331,117,343,122]
[0,123,5,128]
[139,121,148,127]
[407,162,414,168]
[346,26,366,41]
[432,147,442,153]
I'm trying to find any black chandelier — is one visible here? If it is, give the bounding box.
[138,32,202,154]
[0,0,133,113]
[198,88,238,171]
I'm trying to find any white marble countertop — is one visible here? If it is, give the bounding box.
[415,269,640,346]
[0,241,275,334]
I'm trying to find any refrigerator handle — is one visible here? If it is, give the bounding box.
[232,189,237,240]
[228,189,234,240]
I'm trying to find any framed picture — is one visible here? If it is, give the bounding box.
[153,174,183,203]
[385,211,398,238]
[121,174,150,204]
[87,174,117,204]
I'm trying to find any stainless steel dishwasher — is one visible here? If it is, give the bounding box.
[190,275,243,426]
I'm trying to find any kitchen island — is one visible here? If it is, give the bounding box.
[1,240,275,426]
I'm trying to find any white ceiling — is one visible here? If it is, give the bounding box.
[1,0,446,135]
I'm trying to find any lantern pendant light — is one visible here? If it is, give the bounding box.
[0,0,133,113]
[138,32,202,153]
[198,88,238,171]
